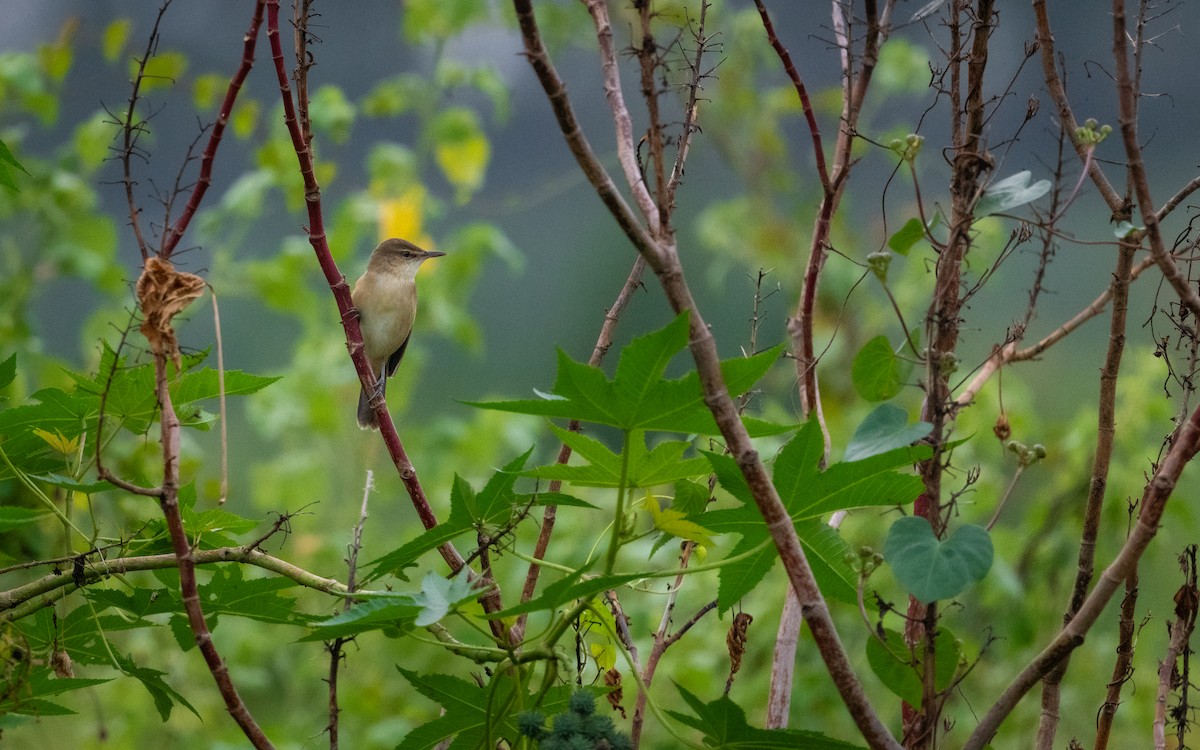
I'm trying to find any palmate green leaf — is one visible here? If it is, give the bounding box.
[490,566,649,618]
[467,313,789,435]
[395,668,581,750]
[884,517,993,603]
[526,425,710,488]
[194,565,305,625]
[364,451,533,582]
[668,683,866,749]
[702,421,926,611]
[65,343,277,435]
[865,626,960,708]
[0,389,92,479]
[0,674,111,716]
[16,608,198,721]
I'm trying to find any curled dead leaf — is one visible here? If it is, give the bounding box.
[136,256,206,369]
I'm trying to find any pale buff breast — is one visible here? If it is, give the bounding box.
[352,271,418,367]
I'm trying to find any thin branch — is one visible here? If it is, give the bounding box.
[120,0,174,261]
[1112,0,1200,321]
[1032,0,1124,214]
[160,0,265,257]
[581,0,659,233]
[512,2,900,746]
[327,471,372,750]
[0,545,350,621]
[963,400,1200,749]
[1035,239,1136,749]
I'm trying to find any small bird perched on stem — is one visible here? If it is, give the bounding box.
[352,238,444,430]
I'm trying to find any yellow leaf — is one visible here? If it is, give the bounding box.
[435,134,489,203]
[378,187,433,249]
[590,641,616,671]
[645,496,714,548]
[33,428,79,456]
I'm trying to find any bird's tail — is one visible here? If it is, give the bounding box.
[357,379,385,430]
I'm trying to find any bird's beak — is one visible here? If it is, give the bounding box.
[422,250,447,259]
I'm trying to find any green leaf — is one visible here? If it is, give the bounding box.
[667,683,867,749]
[0,353,15,391]
[301,596,421,642]
[844,404,932,462]
[975,170,1051,217]
[887,217,927,256]
[72,111,119,173]
[1113,220,1143,239]
[0,138,31,192]
[193,565,304,625]
[395,670,581,750]
[365,452,533,582]
[702,423,927,611]
[102,19,133,63]
[469,313,788,435]
[402,0,491,41]
[0,506,50,531]
[302,572,479,642]
[866,627,961,708]
[527,425,709,489]
[490,567,648,618]
[432,107,490,203]
[851,335,911,402]
[132,50,188,93]
[0,673,111,716]
[884,517,993,603]
[309,85,356,144]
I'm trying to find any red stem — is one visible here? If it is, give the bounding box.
[161,0,265,258]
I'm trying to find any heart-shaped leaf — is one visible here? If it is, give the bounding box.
[844,404,931,462]
[883,517,993,603]
[851,336,912,402]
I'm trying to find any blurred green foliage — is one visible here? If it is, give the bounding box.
[0,2,1195,749]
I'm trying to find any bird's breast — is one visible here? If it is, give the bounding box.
[353,273,418,361]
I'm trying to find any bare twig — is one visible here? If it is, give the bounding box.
[327,471,373,750]
[1035,240,1136,748]
[963,401,1200,749]
[160,0,265,257]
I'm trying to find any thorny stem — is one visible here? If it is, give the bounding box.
[161,0,265,258]
[263,2,511,643]
[155,352,275,749]
[1094,569,1138,750]
[119,1,172,260]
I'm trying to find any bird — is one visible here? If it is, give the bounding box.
[351,238,444,430]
